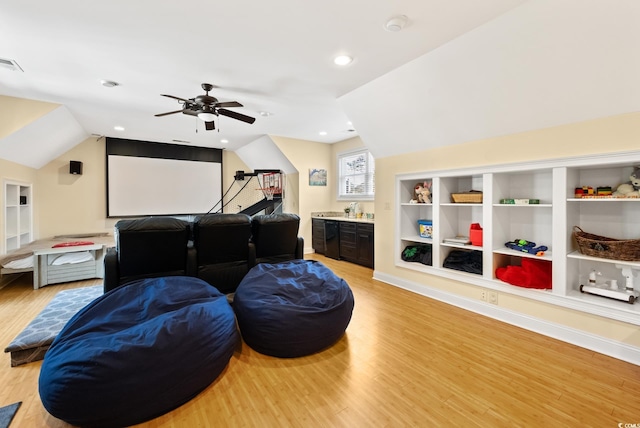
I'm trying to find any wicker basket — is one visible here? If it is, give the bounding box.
[573,226,640,261]
[451,192,483,203]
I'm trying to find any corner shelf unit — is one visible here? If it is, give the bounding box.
[3,180,32,254]
[395,151,640,326]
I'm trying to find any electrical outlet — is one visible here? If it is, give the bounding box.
[488,291,498,305]
[480,290,487,301]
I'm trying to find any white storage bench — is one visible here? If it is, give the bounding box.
[33,244,106,289]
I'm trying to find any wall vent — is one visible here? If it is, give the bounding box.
[0,57,24,72]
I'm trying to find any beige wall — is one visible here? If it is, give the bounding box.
[0,95,58,139]
[271,136,332,252]
[36,136,113,237]
[374,112,640,348]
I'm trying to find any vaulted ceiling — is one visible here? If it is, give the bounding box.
[0,0,638,168]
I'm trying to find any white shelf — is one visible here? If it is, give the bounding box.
[400,235,433,244]
[3,181,32,255]
[493,248,553,262]
[440,203,482,207]
[567,251,640,268]
[395,152,640,326]
[493,204,552,208]
[567,198,640,202]
[442,242,482,251]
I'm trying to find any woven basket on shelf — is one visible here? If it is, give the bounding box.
[451,192,483,203]
[573,226,640,261]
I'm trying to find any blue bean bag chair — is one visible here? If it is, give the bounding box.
[233,260,354,358]
[39,276,239,428]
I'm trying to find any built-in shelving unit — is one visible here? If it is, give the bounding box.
[3,180,32,254]
[396,152,640,325]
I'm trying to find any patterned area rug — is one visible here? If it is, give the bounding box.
[4,285,102,366]
[0,402,21,428]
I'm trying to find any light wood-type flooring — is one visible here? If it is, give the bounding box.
[1,253,639,427]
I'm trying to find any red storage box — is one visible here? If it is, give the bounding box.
[469,223,483,246]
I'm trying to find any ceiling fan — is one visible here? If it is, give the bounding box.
[155,83,256,130]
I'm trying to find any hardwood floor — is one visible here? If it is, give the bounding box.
[1,254,640,427]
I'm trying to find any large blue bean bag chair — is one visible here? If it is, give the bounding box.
[233,260,354,358]
[39,276,239,428]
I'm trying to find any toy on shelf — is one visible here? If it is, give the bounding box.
[574,186,595,198]
[500,198,540,204]
[413,181,432,203]
[580,265,640,304]
[612,167,640,198]
[495,257,552,289]
[504,239,548,256]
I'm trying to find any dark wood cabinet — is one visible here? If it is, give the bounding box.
[355,223,374,268]
[339,222,357,263]
[313,218,374,268]
[311,218,325,255]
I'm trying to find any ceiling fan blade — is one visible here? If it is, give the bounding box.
[182,109,199,116]
[161,94,191,104]
[205,121,215,131]
[154,109,184,117]
[218,108,256,124]
[215,101,243,108]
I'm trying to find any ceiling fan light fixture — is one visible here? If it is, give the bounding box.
[197,112,217,122]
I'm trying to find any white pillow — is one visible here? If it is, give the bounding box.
[50,251,94,266]
[3,256,34,269]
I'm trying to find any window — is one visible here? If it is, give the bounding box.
[337,148,375,200]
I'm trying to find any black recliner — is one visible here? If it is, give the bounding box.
[192,213,254,294]
[103,213,304,294]
[250,213,304,265]
[103,217,193,292]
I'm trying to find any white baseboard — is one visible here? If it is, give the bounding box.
[373,270,640,366]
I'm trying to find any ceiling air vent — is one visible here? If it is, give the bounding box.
[0,57,24,72]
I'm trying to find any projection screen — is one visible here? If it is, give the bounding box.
[106,138,222,217]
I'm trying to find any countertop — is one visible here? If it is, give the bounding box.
[311,215,375,224]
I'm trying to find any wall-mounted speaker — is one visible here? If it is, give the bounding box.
[70,160,83,175]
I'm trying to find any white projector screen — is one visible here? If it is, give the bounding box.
[108,155,221,217]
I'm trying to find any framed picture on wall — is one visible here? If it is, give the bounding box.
[309,168,327,186]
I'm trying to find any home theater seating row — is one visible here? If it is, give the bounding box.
[102,213,304,294]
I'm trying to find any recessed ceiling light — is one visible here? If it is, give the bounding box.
[101,79,119,88]
[334,55,353,66]
[259,111,272,117]
[319,131,328,136]
[220,139,229,144]
[385,15,408,32]
[113,126,125,131]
